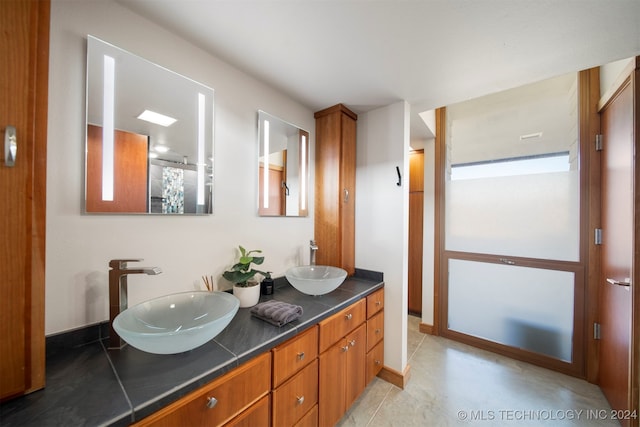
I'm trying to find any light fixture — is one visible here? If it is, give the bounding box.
[102,54,115,201]
[153,145,170,153]
[196,93,205,206]
[263,120,270,209]
[300,134,307,210]
[137,110,177,127]
[519,132,543,141]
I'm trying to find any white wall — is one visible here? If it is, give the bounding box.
[47,0,314,335]
[355,101,410,374]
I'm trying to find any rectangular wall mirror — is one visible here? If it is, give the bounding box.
[257,111,309,217]
[85,36,214,214]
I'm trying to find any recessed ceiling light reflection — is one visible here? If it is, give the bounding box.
[137,110,177,127]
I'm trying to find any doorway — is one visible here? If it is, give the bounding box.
[597,59,639,426]
[436,72,587,376]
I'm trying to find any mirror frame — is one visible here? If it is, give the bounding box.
[84,35,214,215]
[257,110,309,217]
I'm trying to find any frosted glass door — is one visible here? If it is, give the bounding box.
[442,73,583,366]
[448,259,575,361]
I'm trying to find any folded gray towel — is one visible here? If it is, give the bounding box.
[250,300,303,327]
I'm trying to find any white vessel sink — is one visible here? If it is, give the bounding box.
[285,265,347,296]
[113,291,239,354]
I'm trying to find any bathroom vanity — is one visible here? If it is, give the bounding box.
[0,271,383,427]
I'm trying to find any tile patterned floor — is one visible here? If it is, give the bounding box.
[337,316,619,426]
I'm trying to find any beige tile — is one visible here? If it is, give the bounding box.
[338,318,618,426]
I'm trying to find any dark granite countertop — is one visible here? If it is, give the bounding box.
[0,269,383,427]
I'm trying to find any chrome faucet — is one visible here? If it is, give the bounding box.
[310,240,318,266]
[108,259,162,349]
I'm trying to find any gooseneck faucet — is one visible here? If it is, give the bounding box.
[108,259,162,350]
[310,240,318,266]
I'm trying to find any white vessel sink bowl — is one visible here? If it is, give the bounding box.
[285,265,348,296]
[113,291,239,354]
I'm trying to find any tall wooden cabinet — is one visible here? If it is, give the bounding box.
[408,150,424,315]
[314,104,357,275]
[0,0,49,401]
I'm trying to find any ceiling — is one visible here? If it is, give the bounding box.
[116,0,640,144]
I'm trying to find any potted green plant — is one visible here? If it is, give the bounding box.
[223,246,266,307]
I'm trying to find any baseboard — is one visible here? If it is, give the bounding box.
[419,322,435,335]
[378,364,411,389]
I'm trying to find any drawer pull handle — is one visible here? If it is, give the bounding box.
[206,397,218,409]
[375,360,381,365]
[345,313,353,320]
[296,396,305,405]
[375,328,381,334]
[349,339,356,347]
[297,351,305,360]
[375,301,381,306]
[341,345,349,352]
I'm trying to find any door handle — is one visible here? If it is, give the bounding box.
[4,125,17,167]
[606,278,631,288]
[344,188,349,203]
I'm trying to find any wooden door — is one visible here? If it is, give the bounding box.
[314,104,357,275]
[340,113,356,275]
[344,324,366,409]
[318,340,347,427]
[86,125,149,213]
[408,150,424,314]
[0,0,48,401]
[598,66,638,426]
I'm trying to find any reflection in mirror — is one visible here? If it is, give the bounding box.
[258,111,309,217]
[85,36,214,214]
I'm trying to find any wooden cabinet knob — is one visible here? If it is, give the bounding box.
[375,301,381,306]
[297,351,305,360]
[345,313,353,320]
[206,397,218,409]
[375,360,381,365]
[349,339,356,347]
[341,345,349,352]
[375,328,381,334]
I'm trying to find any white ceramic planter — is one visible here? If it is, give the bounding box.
[233,284,261,308]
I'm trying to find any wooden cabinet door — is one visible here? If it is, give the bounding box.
[340,112,356,274]
[0,0,48,401]
[344,324,366,409]
[314,104,357,275]
[318,340,347,427]
[366,340,384,385]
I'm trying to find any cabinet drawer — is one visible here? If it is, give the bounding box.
[366,311,384,352]
[294,405,318,427]
[272,326,318,388]
[319,299,365,353]
[366,340,384,385]
[225,394,270,427]
[366,288,384,318]
[134,353,271,427]
[272,359,318,427]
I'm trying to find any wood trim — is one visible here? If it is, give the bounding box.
[580,67,602,384]
[29,0,49,394]
[631,61,640,427]
[419,323,434,335]
[434,73,595,379]
[377,364,411,389]
[433,107,446,336]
